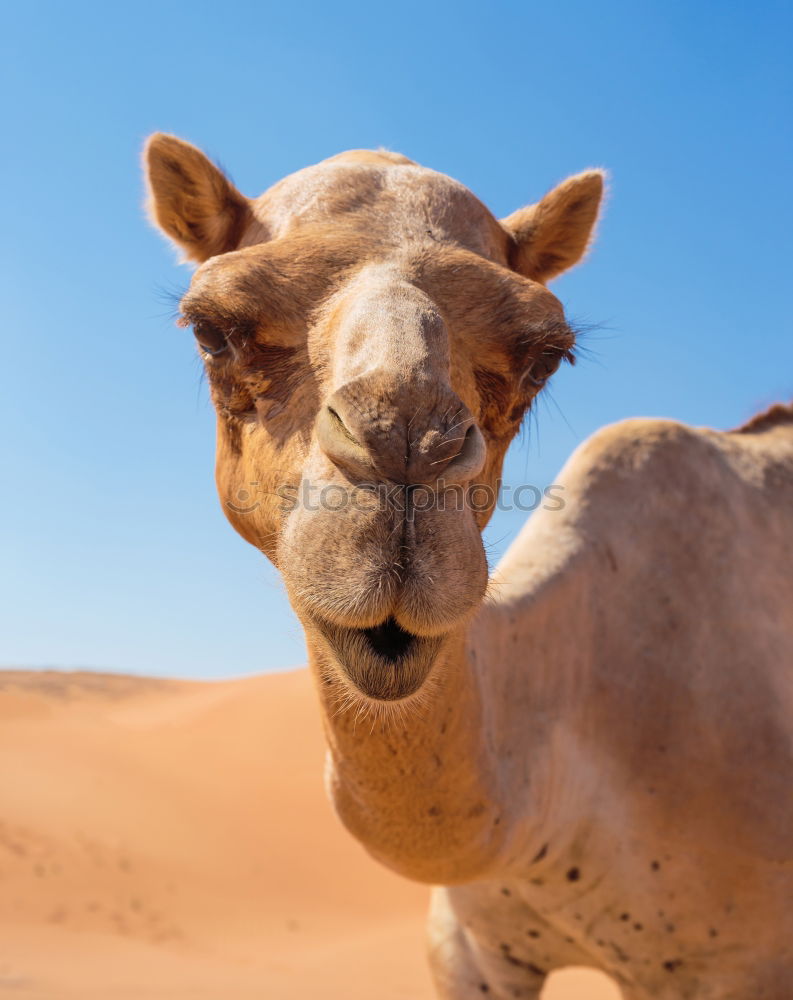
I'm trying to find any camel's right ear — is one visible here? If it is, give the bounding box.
[144,133,252,263]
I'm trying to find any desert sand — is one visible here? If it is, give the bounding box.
[0,668,619,999]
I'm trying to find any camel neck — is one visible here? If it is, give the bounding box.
[308,628,505,884]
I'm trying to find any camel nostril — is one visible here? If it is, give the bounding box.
[437,422,487,486]
[316,402,374,479]
[327,406,359,444]
[318,385,484,486]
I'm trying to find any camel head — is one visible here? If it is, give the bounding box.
[144,135,603,703]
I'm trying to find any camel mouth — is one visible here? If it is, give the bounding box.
[360,617,415,661]
[316,616,442,701]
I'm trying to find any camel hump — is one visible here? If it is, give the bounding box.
[545,410,793,546]
[732,400,793,434]
[569,406,793,491]
[563,415,708,490]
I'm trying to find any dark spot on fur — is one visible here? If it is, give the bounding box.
[663,959,682,972]
[566,867,580,882]
[651,860,661,871]
[427,805,441,817]
[666,923,676,933]
[501,887,511,897]
[527,929,540,939]
[610,942,630,963]
[620,913,630,922]
[709,927,719,938]
[479,984,490,994]
[633,923,643,931]
[500,947,545,978]
[531,842,549,864]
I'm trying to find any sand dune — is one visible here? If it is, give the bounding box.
[0,668,619,999]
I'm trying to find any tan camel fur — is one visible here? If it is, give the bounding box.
[144,134,793,999]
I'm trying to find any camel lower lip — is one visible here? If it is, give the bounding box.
[316,617,442,701]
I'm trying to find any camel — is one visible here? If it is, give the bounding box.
[143,134,793,999]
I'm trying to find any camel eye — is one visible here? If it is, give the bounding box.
[193,320,228,358]
[525,350,562,389]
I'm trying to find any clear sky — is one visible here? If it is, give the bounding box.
[2,1,791,678]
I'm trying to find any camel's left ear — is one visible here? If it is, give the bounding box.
[144,132,253,263]
[501,170,606,282]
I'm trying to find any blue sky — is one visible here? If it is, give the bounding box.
[2,1,791,678]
